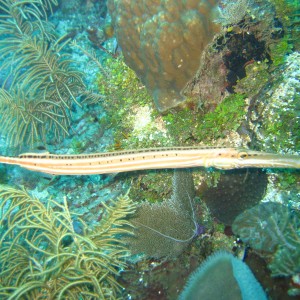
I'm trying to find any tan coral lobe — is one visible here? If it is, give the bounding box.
[107,0,221,111]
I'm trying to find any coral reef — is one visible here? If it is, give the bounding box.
[107,0,221,111]
[194,93,247,141]
[250,52,299,152]
[179,251,267,300]
[232,202,300,280]
[0,0,89,148]
[161,93,248,144]
[127,170,199,258]
[233,51,300,153]
[271,0,300,50]
[200,169,268,225]
[216,0,250,26]
[184,0,279,109]
[0,185,136,299]
[96,56,170,150]
[0,0,298,299]
[129,170,173,204]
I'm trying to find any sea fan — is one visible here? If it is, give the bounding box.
[127,170,199,258]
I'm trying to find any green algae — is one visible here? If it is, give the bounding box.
[269,36,293,66]
[195,94,247,141]
[235,61,270,96]
[162,93,247,144]
[129,171,173,204]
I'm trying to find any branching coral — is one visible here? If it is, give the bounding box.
[0,0,87,148]
[0,86,70,147]
[0,185,136,299]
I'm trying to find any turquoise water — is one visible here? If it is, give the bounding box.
[0,0,299,299]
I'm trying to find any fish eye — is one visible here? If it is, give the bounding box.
[238,151,248,159]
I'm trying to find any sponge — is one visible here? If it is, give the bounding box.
[179,252,267,300]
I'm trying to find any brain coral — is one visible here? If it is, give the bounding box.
[107,0,221,111]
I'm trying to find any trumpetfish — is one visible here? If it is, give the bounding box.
[0,147,299,175]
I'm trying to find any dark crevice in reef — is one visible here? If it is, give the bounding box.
[216,32,271,93]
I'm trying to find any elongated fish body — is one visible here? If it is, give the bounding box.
[0,147,299,175]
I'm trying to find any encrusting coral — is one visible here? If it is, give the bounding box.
[107,0,221,111]
[0,185,136,299]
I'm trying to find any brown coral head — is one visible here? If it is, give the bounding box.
[107,0,221,112]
